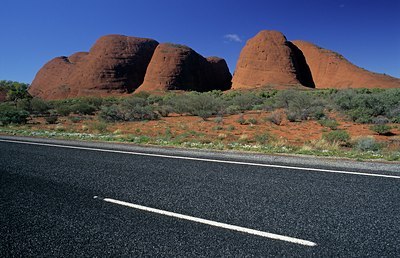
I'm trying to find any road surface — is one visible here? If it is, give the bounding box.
[1,136,399,256]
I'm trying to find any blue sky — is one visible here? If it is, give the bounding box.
[1,0,399,83]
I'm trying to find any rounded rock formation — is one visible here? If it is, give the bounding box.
[292,40,400,89]
[231,30,314,89]
[136,43,231,92]
[28,56,76,99]
[29,35,159,100]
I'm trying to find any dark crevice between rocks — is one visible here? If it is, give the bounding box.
[286,41,315,88]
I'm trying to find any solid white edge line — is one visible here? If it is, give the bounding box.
[1,138,399,179]
[94,196,317,247]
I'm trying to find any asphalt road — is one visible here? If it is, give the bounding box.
[1,136,399,257]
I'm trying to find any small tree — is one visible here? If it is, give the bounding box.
[4,81,30,106]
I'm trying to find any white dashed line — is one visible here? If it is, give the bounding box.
[94,196,317,247]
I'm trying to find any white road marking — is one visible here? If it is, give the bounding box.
[1,138,399,179]
[94,196,317,247]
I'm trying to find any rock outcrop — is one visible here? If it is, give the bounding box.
[136,43,231,92]
[292,40,400,89]
[29,36,231,100]
[231,30,314,89]
[28,56,76,100]
[29,31,399,100]
[29,35,159,100]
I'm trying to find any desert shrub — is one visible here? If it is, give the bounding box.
[184,92,222,120]
[377,89,400,119]
[212,125,224,131]
[254,133,271,144]
[347,108,375,124]
[133,91,151,99]
[99,105,123,122]
[277,90,326,121]
[156,105,173,117]
[0,106,30,125]
[225,105,241,115]
[334,89,389,123]
[286,111,298,122]
[30,98,50,114]
[268,110,284,125]
[372,116,389,125]
[1,80,31,105]
[69,116,84,123]
[247,117,258,125]
[146,95,163,105]
[45,115,58,124]
[354,137,382,152]
[334,89,358,111]
[318,119,339,130]
[388,105,400,123]
[323,130,350,145]
[70,102,96,115]
[370,124,392,135]
[214,116,223,124]
[54,104,71,116]
[99,98,159,122]
[225,91,263,112]
[275,90,298,109]
[90,121,108,133]
[123,106,158,121]
[166,94,192,115]
[236,114,246,125]
[74,96,104,109]
[227,125,235,131]
[15,98,32,111]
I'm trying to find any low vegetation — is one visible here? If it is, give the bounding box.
[1,80,399,161]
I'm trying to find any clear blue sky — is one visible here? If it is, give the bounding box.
[1,0,399,83]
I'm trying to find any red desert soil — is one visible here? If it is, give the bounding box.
[27,111,400,150]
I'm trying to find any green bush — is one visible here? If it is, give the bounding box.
[333,89,398,124]
[370,124,392,135]
[90,121,108,133]
[236,114,246,125]
[78,97,104,109]
[30,98,50,114]
[99,98,159,122]
[55,104,71,116]
[268,110,284,125]
[318,119,339,130]
[247,117,258,125]
[372,116,389,125]
[277,90,326,121]
[214,116,223,124]
[184,92,222,120]
[225,91,263,112]
[165,94,192,115]
[323,130,350,145]
[99,105,122,122]
[70,102,96,115]
[45,115,58,124]
[388,105,400,123]
[0,106,30,125]
[156,105,173,117]
[254,133,271,144]
[354,137,382,152]
[227,125,235,131]
[286,111,298,122]
[69,116,84,123]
